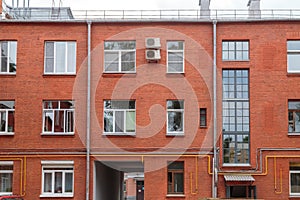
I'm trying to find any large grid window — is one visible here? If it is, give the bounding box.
[288,101,300,133]
[223,70,250,164]
[43,101,75,134]
[287,40,300,73]
[167,100,184,135]
[41,161,74,197]
[0,41,17,74]
[167,41,184,73]
[290,163,300,196]
[103,100,136,135]
[104,41,136,73]
[0,101,15,134]
[222,41,249,61]
[0,162,13,195]
[44,41,76,74]
[168,161,184,194]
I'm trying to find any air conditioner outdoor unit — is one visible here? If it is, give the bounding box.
[146,49,161,60]
[145,38,161,49]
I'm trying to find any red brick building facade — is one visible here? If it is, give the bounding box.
[1,0,300,199]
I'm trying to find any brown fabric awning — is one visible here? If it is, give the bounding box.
[224,175,255,182]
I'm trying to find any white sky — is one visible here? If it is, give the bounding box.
[4,0,300,10]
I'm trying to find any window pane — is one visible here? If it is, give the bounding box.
[288,41,300,51]
[291,173,300,193]
[0,173,12,193]
[126,111,135,132]
[167,41,184,50]
[9,42,17,73]
[44,111,53,132]
[54,172,62,193]
[168,112,183,132]
[54,111,64,132]
[67,42,76,73]
[167,100,184,109]
[44,173,52,193]
[0,111,6,132]
[65,173,73,193]
[45,42,54,73]
[115,111,124,132]
[1,42,8,72]
[288,54,300,72]
[168,162,184,170]
[168,63,183,73]
[174,173,184,193]
[55,43,66,73]
[111,100,135,109]
[65,111,74,133]
[7,111,14,132]
[104,111,113,132]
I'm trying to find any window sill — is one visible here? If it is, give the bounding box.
[0,132,14,136]
[103,132,136,136]
[222,59,250,62]
[40,194,73,198]
[289,195,300,198]
[288,133,300,136]
[222,163,251,167]
[41,133,75,136]
[166,194,185,198]
[103,71,136,74]
[166,133,184,137]
[43,73,76,76]
[0,73,16,76]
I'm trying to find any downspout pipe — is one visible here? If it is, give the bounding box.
[212,19,218,199]
[86,20,92,200]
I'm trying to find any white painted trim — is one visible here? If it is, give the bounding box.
[41,160,74,165]
[0,161,13,165]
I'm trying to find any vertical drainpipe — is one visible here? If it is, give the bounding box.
[86,20,92,200]
[212,19,218,199]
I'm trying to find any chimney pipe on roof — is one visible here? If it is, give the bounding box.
[248,0,261,19]
[199,0,210,19]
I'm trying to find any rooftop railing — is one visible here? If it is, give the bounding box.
[2,8,300,21]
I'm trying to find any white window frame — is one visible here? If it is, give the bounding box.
[41,161,74,198]
[0,161,13,196]
[0,101,15,135]
[167,41,185,73]
[0,41,17,74]
[222,41,249,61]
[287,40,300,73]
[103,100,136,136]
[42,101,75,135]
[44,41,76,75]
[104,41,136,73]
[167,100,184,136]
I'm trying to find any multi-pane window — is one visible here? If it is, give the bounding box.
[167,100,184,135]
[103,100,136,135]
[290,163,300,196]
[200,108,207,127]
[287,40,300,73]
[0,41,17,74]
[167,161,184,194]
[0,101,15,134]
[104,41,136,73]
[0,162,13,195]
[223,70,250,164]
[43,101,75,134]
[222,41,249,61]
[42,161,74,197]
[167,41,184,73]
[288,101,300,133]
[44,41,76,74]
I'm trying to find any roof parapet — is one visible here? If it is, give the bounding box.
[199,0,210,19]
[248,0,261,19]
